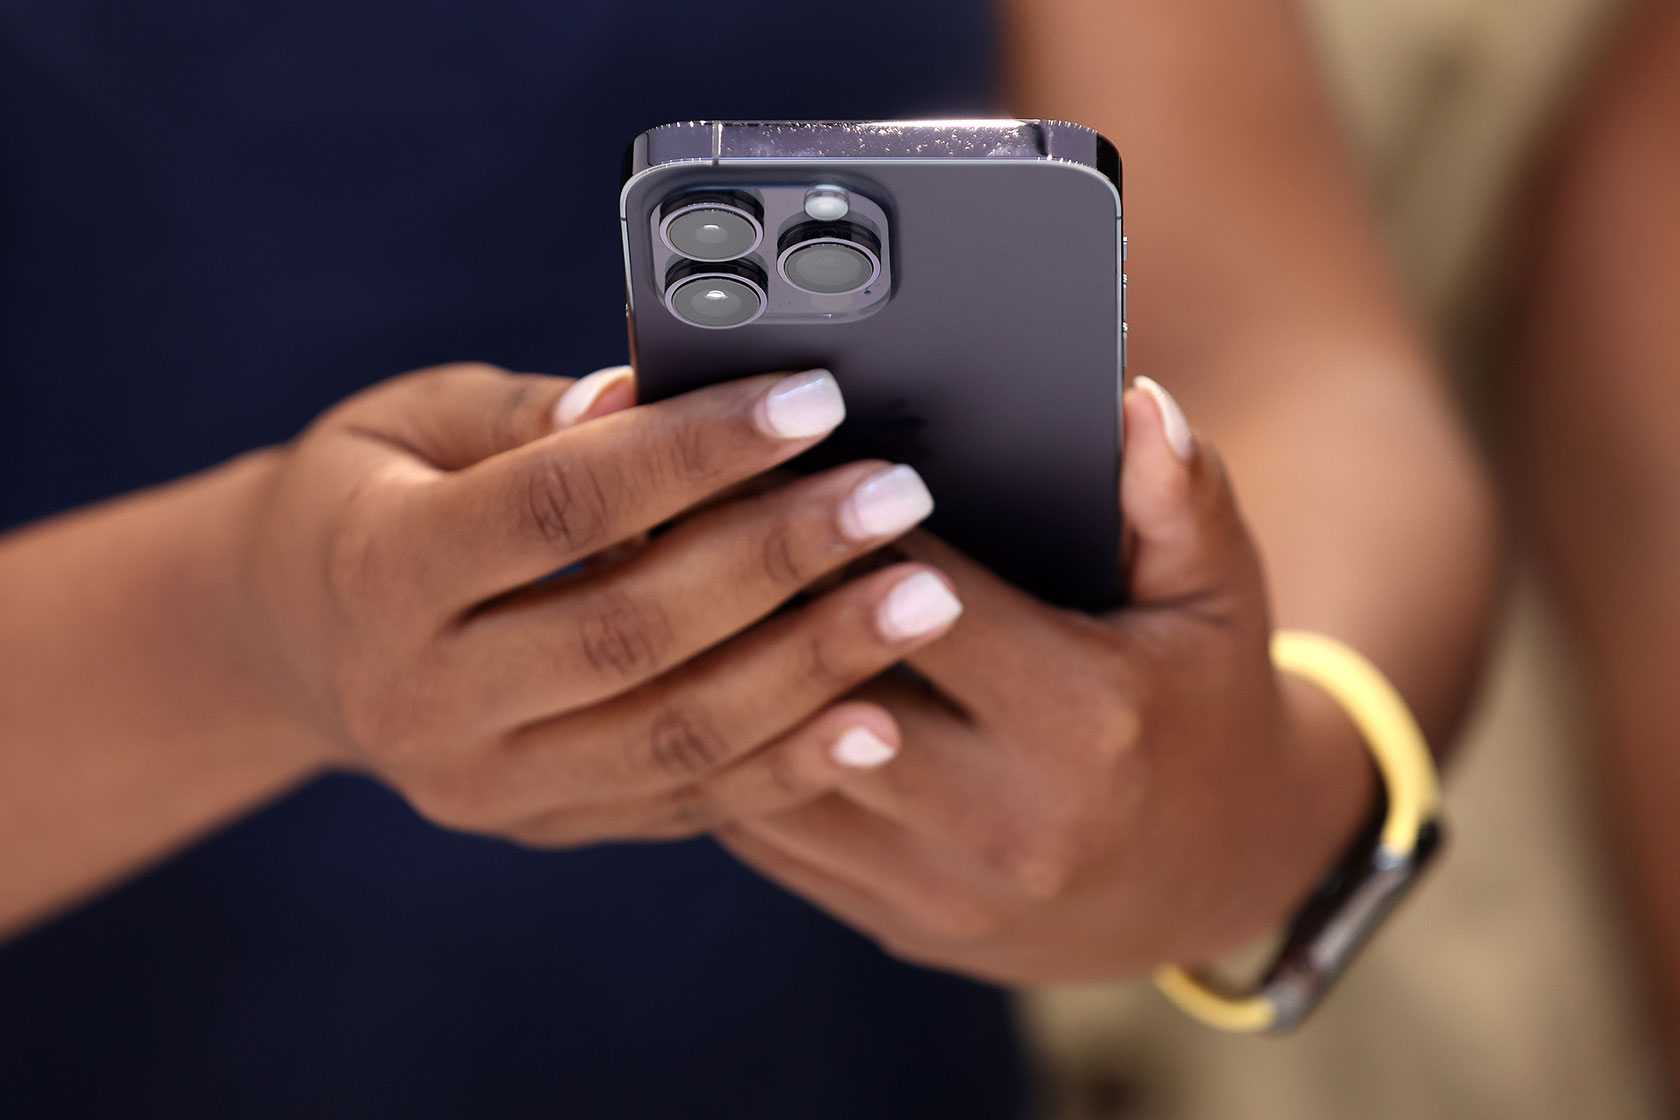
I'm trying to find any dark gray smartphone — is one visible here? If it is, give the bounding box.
[620,119,1126,610]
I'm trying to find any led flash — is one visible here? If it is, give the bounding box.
[803,188,850,221]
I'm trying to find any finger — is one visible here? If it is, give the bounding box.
[415,368,847,604]
[720,823,1036,987]
[733,796,1007,943]
[889,531,1123,718]
[1122,377,1265,615]
[494,562,962,811]
[553,365,638,428]
[840,677,1101,901]
[894,376,1267,703]
[509,701,901,845]
[332,362,586,470]
[714,822,909,943]
[455,461,934,721]
[687,702,901,824]
[829,676,983,826]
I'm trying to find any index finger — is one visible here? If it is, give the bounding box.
[892,532,1119,718]
[413,368,844,606]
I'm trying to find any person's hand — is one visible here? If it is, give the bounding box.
[715,378,1373,982]
[229,362,965,846]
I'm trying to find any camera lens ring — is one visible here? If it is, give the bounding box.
[663,259,768,330]
[776,220,882,296]
[659,195,764,262]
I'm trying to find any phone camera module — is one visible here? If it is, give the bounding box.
[777,221,882,295]
[660,194,764,262]
[664,259,768,329]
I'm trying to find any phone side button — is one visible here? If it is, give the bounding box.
[1121,273,1128,371]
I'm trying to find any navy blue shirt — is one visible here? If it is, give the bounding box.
[0,3,1028,1115]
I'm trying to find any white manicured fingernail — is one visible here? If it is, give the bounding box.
[877,571,963,641]
[1134,376,1194,462]
[759,369,845,439]
[555,365,633,426]
[840,465,934,541]
[832,727,897,769]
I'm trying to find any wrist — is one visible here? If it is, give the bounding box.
[1164,667,1381,964]
[170,449,338,781]
[1265,669,1382,920]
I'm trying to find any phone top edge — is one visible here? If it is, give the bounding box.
[622,119,1121,189]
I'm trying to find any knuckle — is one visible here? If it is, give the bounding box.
[508,812,596,850]
[1055,668,1143,767]
[642,705,731,781]
[577,590,672,682]
[1200,464,1246,539]
[428,361,501,392]
[799,630,857,693]
[1090,699,1144,767]
[655,788,725,837]
[434,360,502,380]
[911,892,1000,943]
[1191,445,1257,556]
[488,374,548,451]
[758,518,810,588]
[523,454,611,554]
[399,364,465,397]
[993,830,1082,901]
[333,641,459,771]
[404,775,492,835]
[764,746,811,802]
[322,491,403,617]
[661,417,724,485]
[877,933,944,971]
[337,668,424,763]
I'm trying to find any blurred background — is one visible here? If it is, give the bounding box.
[1023,0,1666,1116]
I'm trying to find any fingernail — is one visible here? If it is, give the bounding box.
[555,365,634,426]
[840,465,934,542]
[877,571,963,642]
[1134,376,1194,462]
[759,369,845,439]
[831,726,897,769]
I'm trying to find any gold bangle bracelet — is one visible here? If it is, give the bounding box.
[1152,629,1445,1033]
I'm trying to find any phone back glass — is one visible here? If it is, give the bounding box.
[623,121,1124,610]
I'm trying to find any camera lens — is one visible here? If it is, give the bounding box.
[777,221,881,295]
[660,195,763,262]
[664,260,767,329]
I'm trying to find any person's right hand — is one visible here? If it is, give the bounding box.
[230,362,958,846]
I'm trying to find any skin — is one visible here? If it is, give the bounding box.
[714,0,1500,978]
[0,0,1498,989]
[1498,0,1680,1099]
[0,364,958,936]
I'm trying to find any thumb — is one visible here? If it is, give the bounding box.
[335,362,637,471]
[1121,376,1265,617]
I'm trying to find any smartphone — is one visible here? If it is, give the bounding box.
[620,120,1125,610]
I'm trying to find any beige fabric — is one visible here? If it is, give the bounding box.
[1309,0,1635,317]
[1022,2,1666,1117]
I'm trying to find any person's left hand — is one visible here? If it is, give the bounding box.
[714,378,1373,983]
